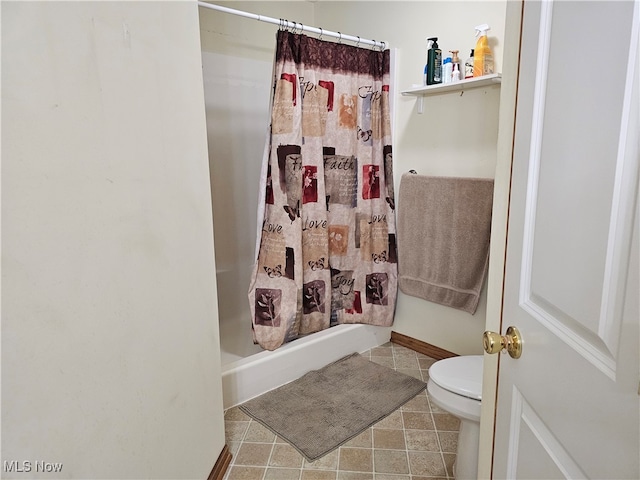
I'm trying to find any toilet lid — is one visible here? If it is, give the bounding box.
[428,355,483,401]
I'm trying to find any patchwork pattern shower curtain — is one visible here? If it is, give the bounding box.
[248,30,397,351]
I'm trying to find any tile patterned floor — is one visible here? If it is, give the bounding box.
[223,342,460,480]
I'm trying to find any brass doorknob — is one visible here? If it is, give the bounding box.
[483,326,522,359]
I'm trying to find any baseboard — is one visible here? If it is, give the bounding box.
[207,444,232,480]
[390,331,458,360]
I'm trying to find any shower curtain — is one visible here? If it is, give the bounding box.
[248,30,397,351]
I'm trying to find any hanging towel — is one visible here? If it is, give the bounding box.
[396,173,494,314]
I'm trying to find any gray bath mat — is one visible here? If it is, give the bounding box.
[238,352,427,461]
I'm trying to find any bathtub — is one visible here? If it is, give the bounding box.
[220,324,392,409]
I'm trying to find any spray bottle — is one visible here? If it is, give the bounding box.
[426,37,442,85]
[473,24,494,77]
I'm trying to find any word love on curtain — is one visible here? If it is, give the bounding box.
[248,30,397,351]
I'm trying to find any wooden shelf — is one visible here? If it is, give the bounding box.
[401,73,502,97]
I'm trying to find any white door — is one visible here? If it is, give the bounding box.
[492,0,639,478]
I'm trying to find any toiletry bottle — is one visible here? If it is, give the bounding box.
[450,50,462,80]
[451,62,461,82]
[473,24,494,77]
[464,49,474,79]
[426,37,442,85]
[442,57,452,84]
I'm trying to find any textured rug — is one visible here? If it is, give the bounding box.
[239,352,427,461]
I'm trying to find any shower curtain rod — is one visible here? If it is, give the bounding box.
[197,2,387,50]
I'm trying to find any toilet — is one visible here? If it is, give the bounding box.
[427,355,483,480]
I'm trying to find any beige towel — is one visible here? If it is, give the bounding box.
[397,173,494,314]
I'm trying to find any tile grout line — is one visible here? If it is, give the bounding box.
[429,392,450,479]
[424,352,449,480]
[260,425,277,480]
[400,350,412,478]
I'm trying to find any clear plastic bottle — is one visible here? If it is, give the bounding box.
[442,57,453,84]
[451,62,461,82]
[450,50,462,80]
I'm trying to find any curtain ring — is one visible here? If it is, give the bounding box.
[319,27,323,40]
[297,22,303,34]
[356,36,361,48]
[380,41,386,52]
[338,32,342,44]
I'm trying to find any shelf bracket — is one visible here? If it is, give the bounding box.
[417,96,424,114]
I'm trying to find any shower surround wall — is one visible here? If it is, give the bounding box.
[201,48,271,364]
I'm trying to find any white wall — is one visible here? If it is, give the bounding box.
[314,1,507,355]
[1,2,225,478]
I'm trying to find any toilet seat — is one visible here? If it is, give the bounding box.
[428,355,483,400]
